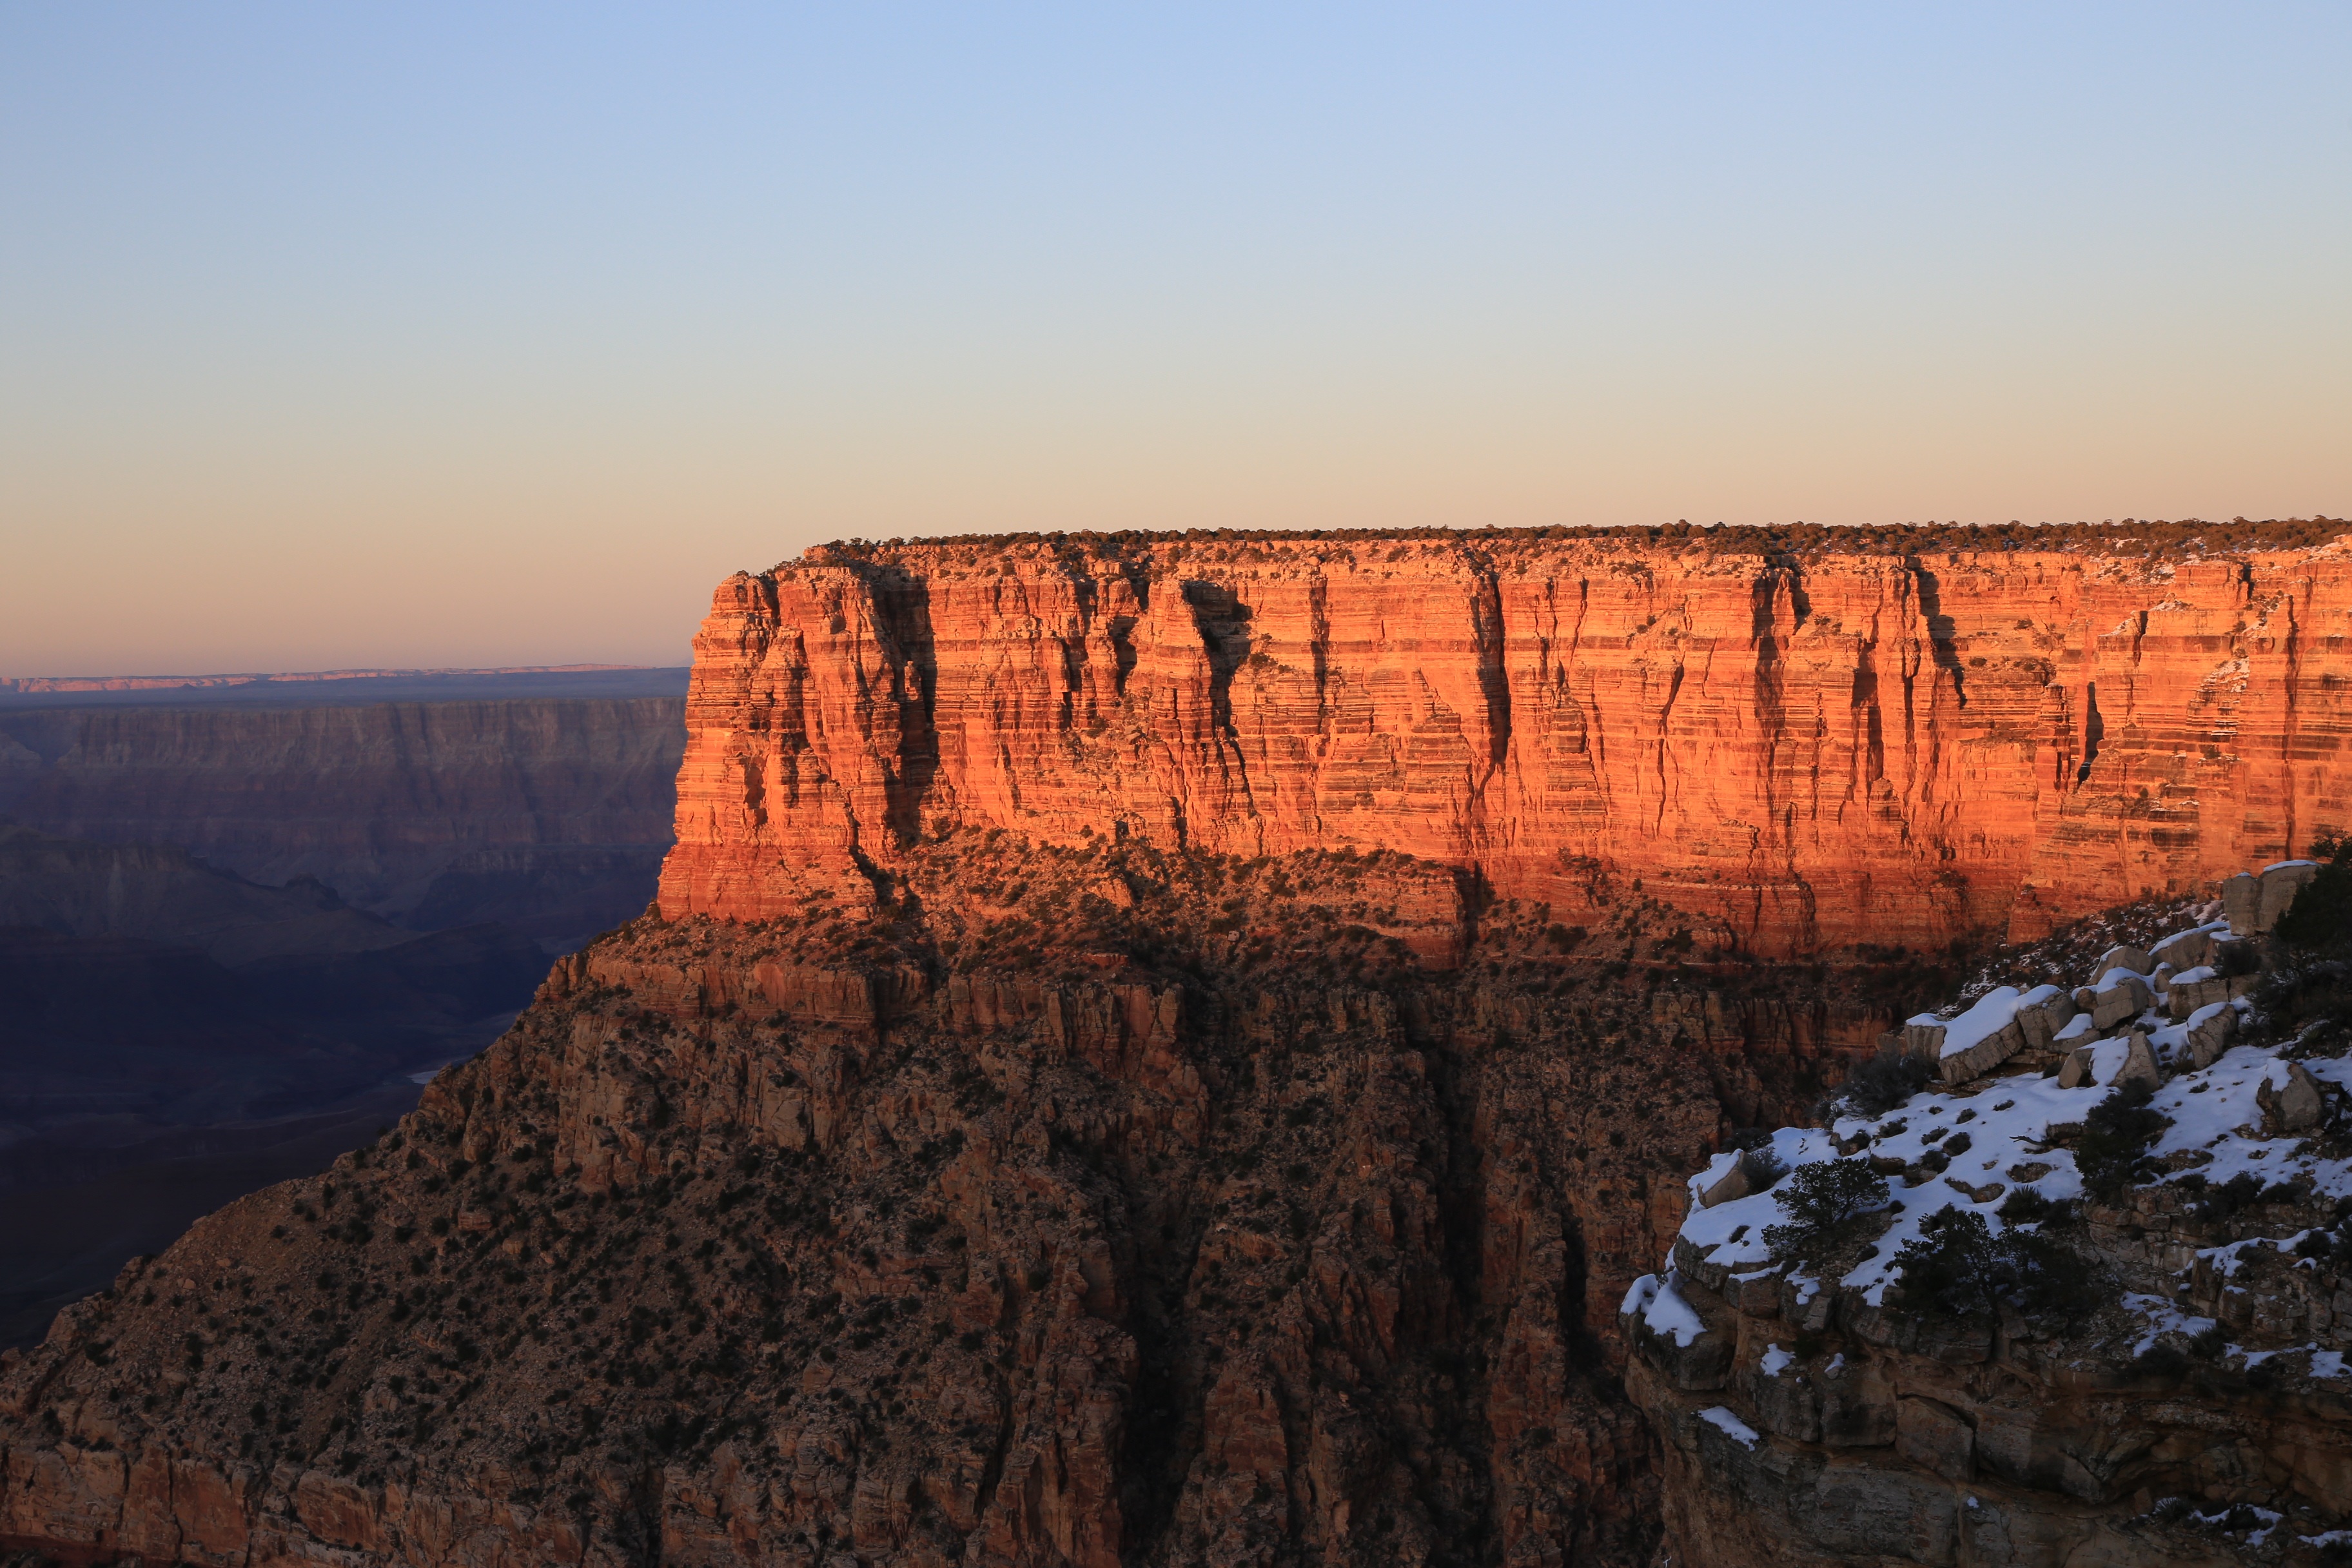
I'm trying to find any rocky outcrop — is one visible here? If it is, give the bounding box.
[1627,862,2352,1565]
[658,528,2352,956]
[0,827,1919,1567]
[0,697,683,939]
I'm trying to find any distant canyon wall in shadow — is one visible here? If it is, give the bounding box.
[0,695,685,944]
[0,687,685,1344]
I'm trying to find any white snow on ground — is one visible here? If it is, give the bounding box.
[2121,1293,2217,1356]
[1698,1406,1761,1449]
[1671,896,2352,1312]
[1759,1343,1792,1377]
[2199,1231,2315,1280]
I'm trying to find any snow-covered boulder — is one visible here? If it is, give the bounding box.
[2014,988,2079,1051]
[2257,1061,2327,1134]
[2177,1002,2235,1068]
[2150,924,2222,972]
[2094,944,2154,978]
[2115,1032,2162,1093]
[2089,974,2151,1031]
[1903,985,2058,1084]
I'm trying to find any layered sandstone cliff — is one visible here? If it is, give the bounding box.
[660,527,2352,954]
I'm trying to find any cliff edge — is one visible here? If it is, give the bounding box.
[659,525,2352,956]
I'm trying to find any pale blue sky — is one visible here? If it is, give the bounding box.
[3,5,2347,672]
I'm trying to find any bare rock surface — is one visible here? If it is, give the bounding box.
[660,527,2352,955]
[0,828,1916,1567]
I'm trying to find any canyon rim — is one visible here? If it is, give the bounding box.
[5,519,2352,1567]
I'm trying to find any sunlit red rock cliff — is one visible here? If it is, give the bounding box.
[661,526,2352,956]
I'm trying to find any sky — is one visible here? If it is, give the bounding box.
[3,4,2348,674]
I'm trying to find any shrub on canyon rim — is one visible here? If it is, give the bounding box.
[1838,1048,1930,1118]
[1763,1158,1889,1264]
[1890,1209,2103,1328]
[2264,836,2352,1042]
[2074,1082,2171,1199]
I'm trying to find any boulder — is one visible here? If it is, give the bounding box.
[2184,1003,2236,1068]
[1698,1149,1782,1208]
[2259,861,2320,931]
[2113,1032,2162,1093]
[2223,870,2262,933]
[1938,1020,2024,1086]
[2257,1062,2327,1135]
[2089,975,2150,1031]
[1901,1019,1947,1064]
[2014,989,2078,1051]
[1906,986,2047,1085]
[2057,1048,2097,1090]
[2150,927,2216,972]
[2166,970,2227,1019]
[2093,944,2153,977]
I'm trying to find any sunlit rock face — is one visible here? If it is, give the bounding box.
[661,529,2352,955]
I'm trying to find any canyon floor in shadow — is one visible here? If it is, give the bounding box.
[0,676,685,1346]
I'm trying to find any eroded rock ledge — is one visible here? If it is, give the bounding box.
[1627,859,2352,1565]
[0,831,1923,1568]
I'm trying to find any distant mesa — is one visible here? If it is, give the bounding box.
[0,663,651,694]
[0,663,692,709]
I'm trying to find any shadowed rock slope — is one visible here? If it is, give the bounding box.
[0,834,1943,1567]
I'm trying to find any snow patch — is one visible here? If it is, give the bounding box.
[1640,1272,1707,1348]
[1698,1406,1761,1449]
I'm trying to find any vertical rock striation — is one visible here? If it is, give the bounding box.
[660,529,2352,955]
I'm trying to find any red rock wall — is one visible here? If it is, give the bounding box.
[660,534,2352,953]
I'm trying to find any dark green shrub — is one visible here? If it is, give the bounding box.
[1763,1159,1890,1263]
[1841,1049,1930,1117]
[1890,1210,2009,1318]
[2074,1083,2170,1198]
[2276,839,2352,954]
[1997,1186,2061,1223]
[2004,1229,2102,1327]
[1890,1209,2104,1326]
